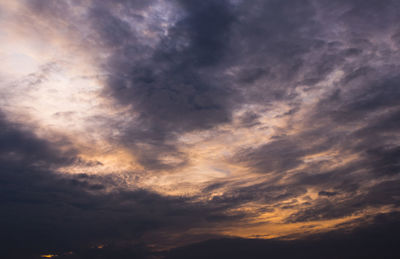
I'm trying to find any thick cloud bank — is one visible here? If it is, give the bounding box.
[1,0,400,258]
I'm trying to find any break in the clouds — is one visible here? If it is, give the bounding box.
[1,0,400,258]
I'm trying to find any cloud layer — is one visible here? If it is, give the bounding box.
[1,0,400,258]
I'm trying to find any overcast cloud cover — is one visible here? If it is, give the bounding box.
[1,0,400,258]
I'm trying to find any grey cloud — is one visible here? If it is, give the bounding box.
[164,212,400,259]
[93,0,238,169]
[233,139,305,174]
[5,0,400,257]
[102,0,236,132]
[0,113,239,258]
[318,191,338,197]
[94,0,400,230]
[237,111,261,127]
[287,180,400,223]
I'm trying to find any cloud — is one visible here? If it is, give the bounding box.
[318,191,338,197]
[104,3,234,130]
[2,0,400,258]
[164,212,400,259]
[0,113,239,258]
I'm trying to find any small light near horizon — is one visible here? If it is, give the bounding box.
[40,254,57,258]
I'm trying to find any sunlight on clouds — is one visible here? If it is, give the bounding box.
[1,1,399,250]
[221,205,399,240]
[58,143,143,175]
[0,0,106,136]
[226,216,359,239]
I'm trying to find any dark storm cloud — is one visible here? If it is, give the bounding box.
[0,114,240,259]
[101,0,235,134]
[84,0,238,169]
[0,113,76,167]
[98,0,334,171]
[226,0,344,104]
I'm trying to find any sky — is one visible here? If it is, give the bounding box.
[1,0,400,258]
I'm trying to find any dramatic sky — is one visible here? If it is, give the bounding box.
[1,0,400,258]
